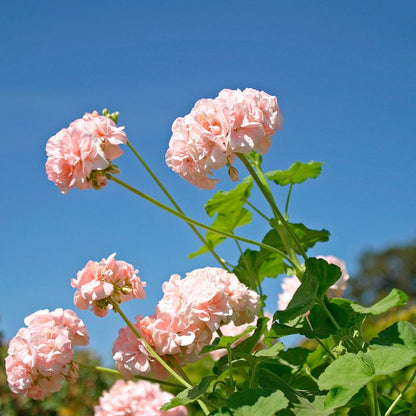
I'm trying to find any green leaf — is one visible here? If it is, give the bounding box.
[226,389,288,416]
[266,161,324,186]
[201,326,256,354]
[264,224,330,256]
[233,317,269,354]
[273,275,317,322]
[254,342,286,357]
[205,177,253,217]
[209,409,234,416]
[304,257,342,299]
[189,208,252,258]
[318,347,416,392]
[289,223,330,253]
[350,289,408,315]
[233,248,284,289]
[371,321,416,351]
[161,375,216,410]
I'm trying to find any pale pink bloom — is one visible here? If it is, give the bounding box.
[70,111,128,160]
[152,267,259,362]
[166,88,282,189]
[277,256,350,311]
[45,112,127,193]
[216,88,282,155]
[71,253,146,317]
[24,308,89,346]
[6,309,88,400]
[112,317,168,379]
[165,115,223,190]
[222,272,260,325]
[95,379,187,416]
[46,127,108,193]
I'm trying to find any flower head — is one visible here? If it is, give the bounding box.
[71,253,146,317]
[166,88,282,189]
[94,379,187,416]
[5,309,88,400]
[46,111,127,193]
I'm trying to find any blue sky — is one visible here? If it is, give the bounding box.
[1,1,415,362]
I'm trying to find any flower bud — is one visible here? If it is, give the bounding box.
[228,166,239,182]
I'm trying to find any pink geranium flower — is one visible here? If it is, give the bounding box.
[94,379,187,416]
[71,253,146,317]
[5,309,88,400]
[166,88,282,189]
[45,111,127,193]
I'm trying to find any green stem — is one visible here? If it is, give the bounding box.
[318,298,341,331]
[76,362,183,389]
[109,175,296,267]
[226,344,236,392]
[237,154,308,262]
[384,366,416,416]
[245,200,270,221]
[110,302,191,389]
[284,183,293,218]
[305,315,335,360]
[127,142,229,272]
[367,381,380,416]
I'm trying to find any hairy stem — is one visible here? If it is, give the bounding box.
[127,142,229,271]
[109,175,296,267]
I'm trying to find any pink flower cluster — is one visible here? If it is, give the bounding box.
[113,267,260,376]
[5,308,89,400]
[94,379,187,416]
[72,253,146,317]
[166,88,283,189]
[45,111,128,193]
[277,255,350,311]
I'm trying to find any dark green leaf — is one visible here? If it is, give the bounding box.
[267,161,324,186]
[273,275,317,322]
[305,257,342,299]
[233,248,284,289]
[289,223,330,253]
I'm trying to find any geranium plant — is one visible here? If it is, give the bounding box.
[5,89,416,415]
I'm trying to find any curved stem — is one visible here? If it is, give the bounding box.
[76,362,183,389]
[109,175,296,268]
[110,302,191,389]
[237,154,308,262]
[245,200,270,221]
[127,142,229,271]
[384,366,416,416]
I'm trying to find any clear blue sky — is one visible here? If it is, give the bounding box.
[1,1,415,362]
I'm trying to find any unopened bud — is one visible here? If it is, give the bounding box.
[228,166,239,182]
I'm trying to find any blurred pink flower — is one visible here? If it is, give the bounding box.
[94,379,187,416]
[71,253,146,317]
[166,88,282,189]
[277,256,350,311]
[5,309,88,400]
[45,112,127,193]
